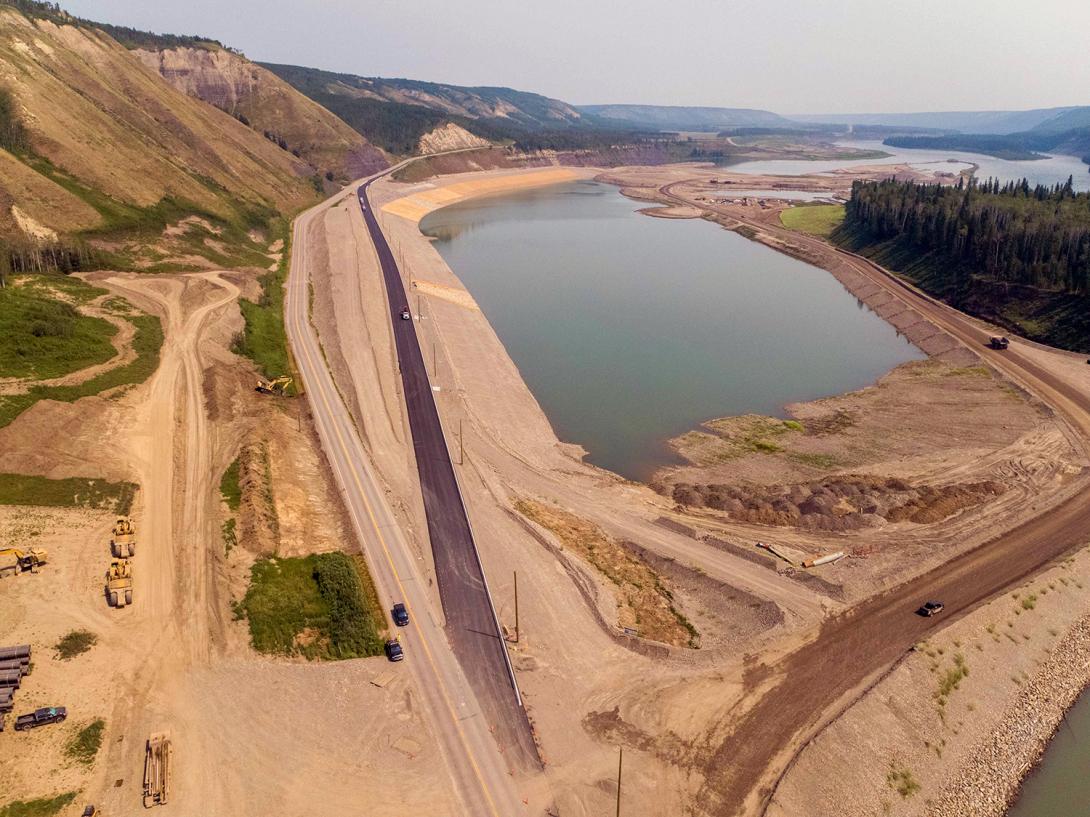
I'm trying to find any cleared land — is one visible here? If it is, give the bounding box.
[779,202,844,236]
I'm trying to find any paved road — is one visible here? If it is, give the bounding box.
[286,177,531,816]
[356,179,540,772]
[659,181,1090,815]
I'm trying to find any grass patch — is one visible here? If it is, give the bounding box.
[887,764,921,799]
[0,280,116,380]
[234,222,294,387]
[700,415,804,460]
[55,629,97,660]
[936,653,969,707]
[239,552,385,660]
[0,311,163,429]
[787,452,841,469]
[0,793,77,817]
[0,473,136,513]
[515,499,698,648]
[219,456,241,511]
[65,719,105,765]
[780,203,845,237]
[222,517,237,556]
[1021,594,1037,610]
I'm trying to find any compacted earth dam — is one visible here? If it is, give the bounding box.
[421,180,923,480]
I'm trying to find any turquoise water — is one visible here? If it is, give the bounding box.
[420,181,923,480]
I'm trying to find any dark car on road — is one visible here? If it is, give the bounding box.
[917,601,945,617]
[384,639,404,662]
[14,706,67,731]
[392,602,409,627]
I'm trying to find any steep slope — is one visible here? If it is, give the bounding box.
[416,122,489,155]
[132,46,388,180]
[577,104,793,131]
[0,5,317,251]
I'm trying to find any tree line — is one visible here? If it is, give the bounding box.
[843,176,1090,296]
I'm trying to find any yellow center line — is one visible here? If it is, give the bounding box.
[288,215,506,817]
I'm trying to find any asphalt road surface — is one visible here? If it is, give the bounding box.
[286,177,532,816]
[660,180,1090,815]
[355,179,541,773]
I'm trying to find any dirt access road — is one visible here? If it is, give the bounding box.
[288,179,538,816]
[655,180,1090,814]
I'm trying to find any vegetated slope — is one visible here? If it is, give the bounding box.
[883,127,1090,166]
[791,106,1085,135]
[577,104,794,131]
[263,62,646,155]
[836,176,1090,351]
[132,45,388,181]
[0,4,318,260]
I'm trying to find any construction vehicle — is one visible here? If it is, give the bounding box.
[143,733,172,808]
[989,336,1010,350]
[111,518,136,558]
[105,560,133,608]
[14,706,66,731]
[255,375,292,395]
[0,548,48,577]
[81,807,99,817]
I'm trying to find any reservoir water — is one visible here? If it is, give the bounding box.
[420,181,923,480]
[729,140,1090,192]
[1006,687,1090,816]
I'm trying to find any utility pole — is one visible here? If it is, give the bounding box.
[458,418,464,465]
[513,570,519,643]
[615,746,623,817]
[432,342,437,378]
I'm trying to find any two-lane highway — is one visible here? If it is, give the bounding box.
[355,179,540,772]
[286,176,531,816]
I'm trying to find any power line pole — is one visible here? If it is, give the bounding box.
[616,746,623,817]
[458,418,464,466]
[513,570,519,643]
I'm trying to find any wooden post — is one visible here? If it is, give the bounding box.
[616,746,623,817]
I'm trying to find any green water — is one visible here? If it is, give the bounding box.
[1006,688,1090,816]
[420,181,923,480]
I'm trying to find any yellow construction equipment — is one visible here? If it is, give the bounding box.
[255,375,292,395]
[143,733,172,808]
[104,559,133,608]
[111,517,136,558]
[0,548,48,577]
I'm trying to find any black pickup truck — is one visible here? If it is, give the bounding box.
[14,706,66,731]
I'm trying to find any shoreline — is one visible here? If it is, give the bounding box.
[370,164,1089,814]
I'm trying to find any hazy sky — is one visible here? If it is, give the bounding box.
[60,0,1090,114]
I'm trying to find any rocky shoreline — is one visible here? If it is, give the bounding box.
[931,614,1090,817]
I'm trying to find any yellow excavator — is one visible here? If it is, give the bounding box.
[255,375,293,396]
[0,548,48,577]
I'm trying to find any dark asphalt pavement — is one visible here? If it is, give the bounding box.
[357,182,540,772]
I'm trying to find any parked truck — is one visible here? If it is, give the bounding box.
[14,706,66,731]
[989,336,1010,350]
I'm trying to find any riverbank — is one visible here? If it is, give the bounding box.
[306,163,1090,815]
[766,545,1090,817]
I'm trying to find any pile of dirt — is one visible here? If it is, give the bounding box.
[237,441,279,555]
[515,499,697,647]
[667,475,1006,532]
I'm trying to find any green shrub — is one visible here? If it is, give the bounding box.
[55,629,97,660]
[65,719,105,765]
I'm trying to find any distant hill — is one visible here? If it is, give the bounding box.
[577,104,793,132]
[1031,107,1090,134]
[262,63,653,156]
[883,127,1090,166]
[792,107,1087,135]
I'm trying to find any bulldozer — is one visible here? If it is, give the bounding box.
[255,375,292,396]
[105,560,133,608]
[110,517,136,558]
[0,548,48,577]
